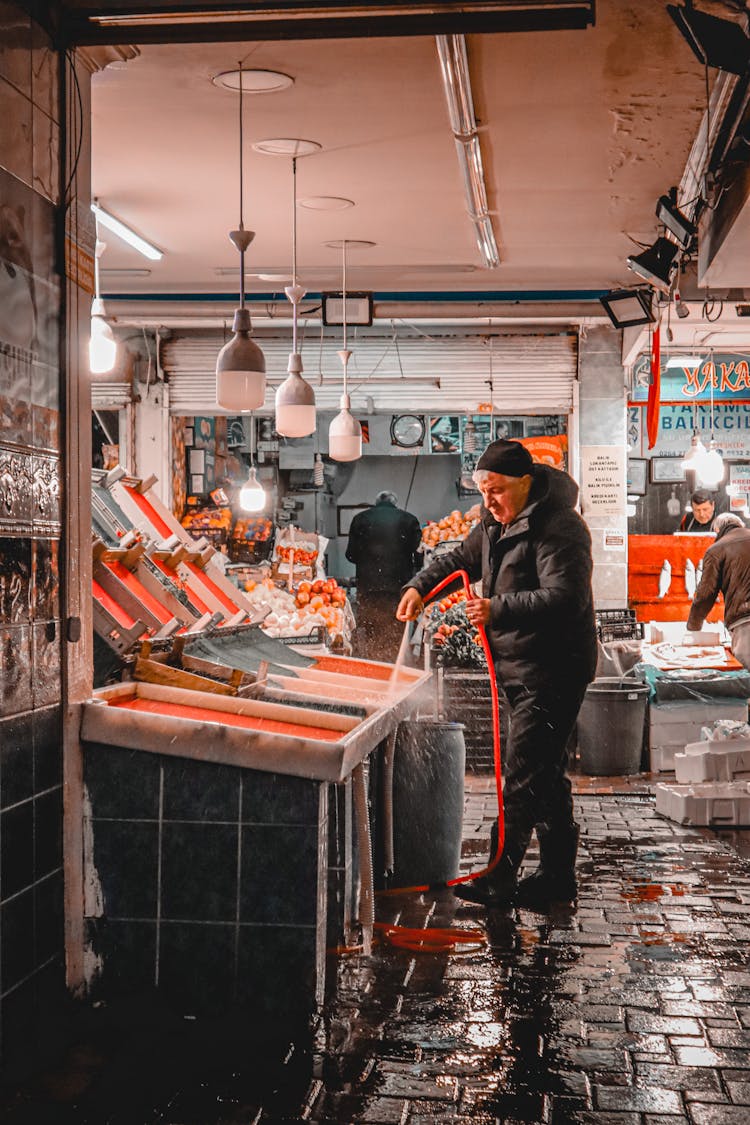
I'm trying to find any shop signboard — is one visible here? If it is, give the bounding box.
[630,352,750,403]
[729,464,750,513]
[628,401,750,459]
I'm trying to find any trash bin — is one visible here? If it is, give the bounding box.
[392,720,465,886]
[577,677,649,775]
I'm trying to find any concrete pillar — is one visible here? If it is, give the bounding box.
[577,325,628,609]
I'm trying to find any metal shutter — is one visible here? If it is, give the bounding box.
[91,381,132,409]
[162,332,577,416]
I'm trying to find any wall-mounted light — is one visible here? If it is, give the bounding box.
[599,288,654,328]
[626,237,680,293]
[656,192,697,250]
[667,3,750,76]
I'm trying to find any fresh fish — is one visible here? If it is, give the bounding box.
[685,558,696,598]
[696,559,703,588]
[658,559,672,598]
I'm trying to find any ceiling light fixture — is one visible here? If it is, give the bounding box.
[329,240,362,463]
[697,350,724,488]
[215,62,266,412]
[299,196,354,211]
[91,201,163,261]
[626,237,680,293]
[89,232,117,375]
[275,156,317,437]
[656,191,697,250]
[599,288,654,328]
[435,34,500,269]
[212,68,293,94]
[252,138,321,157]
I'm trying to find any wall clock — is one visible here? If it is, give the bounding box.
[390,414,425,449]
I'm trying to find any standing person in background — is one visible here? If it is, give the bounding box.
[346,490,422,661]
[687,513,750,670]
[397,440,597,910]
[678,490,716,532]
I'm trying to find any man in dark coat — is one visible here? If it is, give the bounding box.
[687,513,750,670]
[397,440,597,909]
[346,490,422,660]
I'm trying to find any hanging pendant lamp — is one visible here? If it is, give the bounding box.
[329,240,362,462]
[696,354,724,488]
[239,412,267,512]
[275,156,316,436]
[216,62,266,411]
[89,233,117,375]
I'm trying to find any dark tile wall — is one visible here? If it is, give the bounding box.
[83,745,329,1027]
[0,1,63,1077]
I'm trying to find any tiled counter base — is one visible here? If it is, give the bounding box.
[82,743,358,1026]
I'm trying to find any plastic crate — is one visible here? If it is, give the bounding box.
[596,608,638,624]
[598,621,645,642]
[655,781,750,826]
[228,537,274,564]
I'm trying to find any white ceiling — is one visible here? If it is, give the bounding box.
[90,0,715,315]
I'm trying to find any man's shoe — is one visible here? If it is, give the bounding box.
[515,822,579,909]
[515,869,577,908]
[453,872,517,907]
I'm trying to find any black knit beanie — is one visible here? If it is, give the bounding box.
[475,439,534,477]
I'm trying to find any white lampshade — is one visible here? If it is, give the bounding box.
[329,393,362,462]
[682,432,706,468]
[697,441,724,488]
[275,352,316,437]
[216,308,266,410]
[239,465,266,512]
[89,297,117,374]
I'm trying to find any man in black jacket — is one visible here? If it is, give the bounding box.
[346,490,422,660]
[687,513,750,669]
[397,440,597,909]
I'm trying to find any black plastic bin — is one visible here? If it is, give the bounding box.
[577,677,649,775]
[392,720,466,886]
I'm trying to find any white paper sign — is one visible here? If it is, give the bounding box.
[603,530,626,551]
[581,446,625,515]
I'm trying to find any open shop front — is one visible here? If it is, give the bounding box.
[619,350,750,808]
[85,327,585,1018]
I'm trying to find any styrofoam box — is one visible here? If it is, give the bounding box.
[655,781,750,826]
[674,740,750,783]
[649,701,749,772]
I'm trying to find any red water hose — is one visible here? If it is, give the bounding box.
[372,567,505,952]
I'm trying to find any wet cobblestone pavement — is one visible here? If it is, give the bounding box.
[274,775,750,1125]
[3,775,750,1123]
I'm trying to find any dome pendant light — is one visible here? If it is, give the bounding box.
[89,232,117,375]
[216,62,266,411]
[329,240,362,462]
[275,156,316,436]
[696,353,724,489]
[239,412,267,512]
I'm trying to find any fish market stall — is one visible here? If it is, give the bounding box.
[84,470,431,1023]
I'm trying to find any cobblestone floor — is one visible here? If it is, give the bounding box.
[274,774,750,1125]
[3,775,750,1123]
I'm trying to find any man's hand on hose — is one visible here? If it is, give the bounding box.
[465,596,491,627]
[396,589,424,621]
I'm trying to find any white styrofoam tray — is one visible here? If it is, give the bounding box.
[655,781,750,826]
[674,741,750,783]
[650,744,680,771]
[649,700,749,730]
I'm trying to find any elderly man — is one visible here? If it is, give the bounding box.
[397,439,597,909]
[687,513,750,670]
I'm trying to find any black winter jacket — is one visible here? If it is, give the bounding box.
[346,499,422,594]
[687,525,750,630]
[406,465,597,688]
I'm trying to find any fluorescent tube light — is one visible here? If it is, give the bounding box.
[91,202,163,261]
